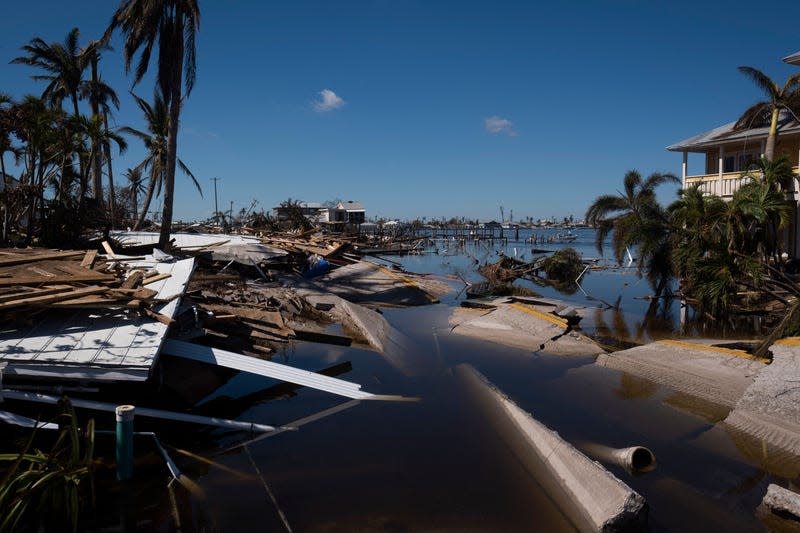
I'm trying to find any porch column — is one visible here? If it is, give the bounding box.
[718,146,724,195]
[761,139,767,158]
[681,151,688,187]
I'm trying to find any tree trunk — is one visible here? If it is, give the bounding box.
[134,172,157,231]
[765,107,780,161]
[103,113,116,229]
[90,58,103,204]
[157,20,184,251]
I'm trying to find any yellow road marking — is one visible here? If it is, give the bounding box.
[776,337,800,346]
[657,339,770,364]
[509,303,568,329]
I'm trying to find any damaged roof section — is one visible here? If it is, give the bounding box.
[0,248,194,382]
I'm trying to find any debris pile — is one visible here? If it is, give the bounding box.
[0,247,173,326]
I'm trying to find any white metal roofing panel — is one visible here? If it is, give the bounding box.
[0,257,194,382]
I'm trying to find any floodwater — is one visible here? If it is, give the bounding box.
[93,229,789,530]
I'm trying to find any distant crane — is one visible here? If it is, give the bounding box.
[499,205,504,224]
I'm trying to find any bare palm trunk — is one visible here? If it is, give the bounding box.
[103,113,116,228]
[765,107,780,161]
[157,22,184,251]
[134,174,157,230]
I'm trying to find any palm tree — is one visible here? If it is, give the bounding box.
[119,92,200,230]
[586,170,680,298]
[12,28,89,118]
[80,40,119,205]
[105,0,200,249]
[12,28,102,201]
[123,166,146,222]
[735,67,800,161]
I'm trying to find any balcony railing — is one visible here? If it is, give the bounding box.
[684,167,800,198]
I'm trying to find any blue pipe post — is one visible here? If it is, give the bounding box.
[115,405,135,481]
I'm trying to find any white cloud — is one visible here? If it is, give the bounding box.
[313,89,346,112]
[484,115,517,136]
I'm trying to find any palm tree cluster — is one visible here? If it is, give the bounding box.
[1,1,201,248]
[586,156,796,324]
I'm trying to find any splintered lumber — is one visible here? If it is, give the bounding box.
[121,270,145,289]
[291,328,352,346]
[143,272,172,285]
[0,250,85,267]
[0,286,108,311]
[0,285,74,304]
[80,250,98,268]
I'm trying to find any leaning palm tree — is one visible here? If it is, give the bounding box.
[735,66,800,161]
[105,0,200,249]
[586,170,680,298]
[120,92,201,230]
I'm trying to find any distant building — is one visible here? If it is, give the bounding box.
[272,202,330,223]
[332,201,366,224]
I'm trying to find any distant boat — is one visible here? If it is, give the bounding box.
[555,231,577,242]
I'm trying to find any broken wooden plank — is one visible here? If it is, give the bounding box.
[143,272,172,285]
[0,250,85,267]
[0,272,114,287]
[101,241,116,257]
[0,285,75,304]
[0,285,109,311]
[80,250,98,268]
[121,270,145,289]
[291,328,353,346]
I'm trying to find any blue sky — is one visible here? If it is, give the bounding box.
[2,0,800,223]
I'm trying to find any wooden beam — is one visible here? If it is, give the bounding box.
[0,285,108,310]
[0,250,85,267]
[80,250,98,268]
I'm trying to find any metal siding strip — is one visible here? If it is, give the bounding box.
[162,339,375,400]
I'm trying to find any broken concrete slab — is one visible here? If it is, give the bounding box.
[723,339,800,460]
[757,484,800,531]
[595,340,766,409]
[312,260,451,306]
[455,363,647,532]
[294,286,389,353]
[449,298,603,356]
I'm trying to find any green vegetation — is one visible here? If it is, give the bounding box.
[0,401,96,533]
[0,1,202,247]
[541,247,583,292]
[587,155,798,326]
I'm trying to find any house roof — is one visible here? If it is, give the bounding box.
[337,200,365,211]
[784,50,800,65]
[667,110,800,152]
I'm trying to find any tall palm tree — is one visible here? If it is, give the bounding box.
[119,92,200,230]
[124,166,146,222]
[11,28,90,118]
[586,170,680,298]
[80,40,119,205]
[105,0,200,249]
[12,28,102,200]
[735,67,800,161]
[0,93,13,188]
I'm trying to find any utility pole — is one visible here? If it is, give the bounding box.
[211,177,221,225]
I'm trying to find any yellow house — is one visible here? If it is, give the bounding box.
[667,50,800,254]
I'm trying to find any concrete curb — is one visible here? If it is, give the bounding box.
[455,363,647,532]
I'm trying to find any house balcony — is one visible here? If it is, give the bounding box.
[683,166,800,198]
